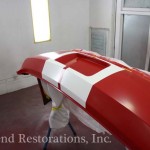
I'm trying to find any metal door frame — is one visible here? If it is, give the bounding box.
[115,0,150,70]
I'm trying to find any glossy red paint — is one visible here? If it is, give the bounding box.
[56,53,110,76]
[86,70,150,150]
[17,56,48,79]
[17,50,150,150]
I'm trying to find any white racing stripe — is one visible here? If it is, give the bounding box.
[41,51,77,87]
[42,59,65,87]
[41,51,124,108]
[40,51,77,60]
[60,65,124,108]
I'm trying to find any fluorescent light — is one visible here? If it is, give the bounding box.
[31,0,51,42]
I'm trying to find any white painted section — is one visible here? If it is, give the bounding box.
[89,0,116,57]
[61,64,124,108]
[40,52,64,60]
[122,8,150,12]
[0,0,89,94]
[40,51,77,60]
[121,11,150,16]
[61,68,93,107]
[42,59,65,87]
[115,0,124,59]
[145,25,150,70]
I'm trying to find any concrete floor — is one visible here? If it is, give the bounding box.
[0,85,126,150]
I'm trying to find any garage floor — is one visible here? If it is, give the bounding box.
[0,85,126,150]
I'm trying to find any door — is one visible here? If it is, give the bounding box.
[115,0,150,71]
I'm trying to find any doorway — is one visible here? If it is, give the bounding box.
[115,0,150,71]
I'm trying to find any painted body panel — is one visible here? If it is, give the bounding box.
[17,49,150,150]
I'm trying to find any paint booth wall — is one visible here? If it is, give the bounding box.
[0,0,90,94]
[90,0,116,57]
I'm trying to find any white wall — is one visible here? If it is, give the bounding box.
[0,0,89,95]
[0,0,117,95]
[90,0,116,57]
